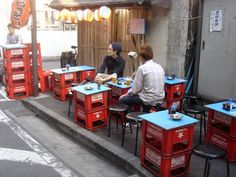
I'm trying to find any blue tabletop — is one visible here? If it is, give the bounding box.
[205,102,236,117]
[0,44,26,49]
[107,77,133,88]
[164,77,187,85]
[138,110,198,130]
[72,83,111,95]
[51,65,95,74]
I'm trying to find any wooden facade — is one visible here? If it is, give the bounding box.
[77,6,149,77]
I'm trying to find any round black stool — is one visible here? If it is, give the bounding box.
[192,144,230,177]
[122,112,146,156]
[183,95,207,144]
[107,103,129,137]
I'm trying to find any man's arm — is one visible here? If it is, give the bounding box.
[127,67,143,95]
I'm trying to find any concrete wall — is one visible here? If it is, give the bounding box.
[0,0,76,60]
[198,0,236,100]
[166,0,189,78]
[147,6,169,73]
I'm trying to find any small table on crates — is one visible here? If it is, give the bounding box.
[51,66,95,101]
[106,77,133,105]
[139,110,198,177]
[0,44,30,99]
[205,101,236,162]
[163,77,187,110]
[73,65,96,82]
[73,83,111,130]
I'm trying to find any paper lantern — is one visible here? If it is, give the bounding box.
[67,11,77,23]
[99,6,111,19]
[61,9,70,21]
[83,9,94,22]
[94,9,101,21]
[55,11,61,21]
[76,10,84,21]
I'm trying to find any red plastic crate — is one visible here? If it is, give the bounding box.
[141,143,190,177]
[53,86,70,101]
[108,86,129,105]
[142,120,195,156]
[24,43,42,66]
[207,110,236,138]
[74,90,108,111]
[6,84,29,99]
[74,106,107,130]
[206,128,236,162]
[53,72,76,87]
[161,100,183,111]
[77,70,96,82]
[165,83,185,101]
[28,67,43,80]
[4,58,28,72]
[3,47,27,59]
[27,56,43,68]
[5,71,29,85]
[29,80,46,96]
[43,70,53,91]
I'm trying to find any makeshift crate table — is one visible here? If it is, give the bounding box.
[139,110,198,177]
[106,77,133,105]
[73,83,110,130]
[205,101,236,162]
[163,77,187,110]
[51,66,96,101]
[73,65,96,82]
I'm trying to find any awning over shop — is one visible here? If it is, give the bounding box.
[49,0,148,10]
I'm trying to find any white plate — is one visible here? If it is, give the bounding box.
[84,86,93,90]
[170,114,182,120]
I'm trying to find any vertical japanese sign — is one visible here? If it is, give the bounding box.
[210,9,223,32]
[11,0,31,28]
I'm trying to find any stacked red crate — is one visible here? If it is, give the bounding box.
[76,70,95,83]
[52,72,76,101]
[24,43,44,95]
[74,84,110,130]
[140,111,198,177]
[162,78,187,111]
[3,46,30,99]
[206,110,236,162]
[42,70,53,91]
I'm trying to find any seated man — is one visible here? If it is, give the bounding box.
[119,44,165,112]
[6,23,22,44]
[95,42,125,84]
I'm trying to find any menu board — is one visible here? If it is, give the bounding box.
[130,19,146,34]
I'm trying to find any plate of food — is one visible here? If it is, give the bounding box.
[170,113,182,120]
[84,86,93,90]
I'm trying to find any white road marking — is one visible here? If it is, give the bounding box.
[0,147,48,166]
[0,110,79,177]
[0,89,12,101]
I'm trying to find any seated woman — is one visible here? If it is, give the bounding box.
[119,44,165,113]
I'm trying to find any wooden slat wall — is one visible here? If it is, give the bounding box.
[77,6,148,77]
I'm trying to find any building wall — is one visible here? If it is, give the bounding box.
[198,0,236,100]
[0,0,76,60]
[147,6,169,72]
[166,0,189,78]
